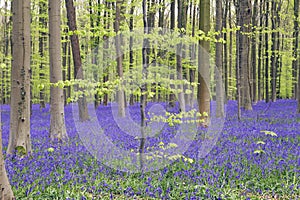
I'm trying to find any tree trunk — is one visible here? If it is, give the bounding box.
[67,41,71,103]
[115,0,126,117]
[239,0,252,110]
[265,0,270,102]
[215,0,224,117]
[229,0,233,100]
[168,0,176,108]
[65,0,90,121]
[129,0,135,105]
[258,0,263,101]
[276,3,282,99]
[189,0,196,106]
[251,0,258,103]
[139,0,149,171]
[1,1,10,105]
[198,0,210,126]
[62,29,68,106]
[223,0,229,102]
[176,0,186,112]
[39,0,46,109]
[298,56,300,112]
[49,0,68,141]
[8,0,32,155]
[270,0,277,102]
[235,1,241,120]
[103,1,110,106]
[293,0,299,100]
[0,113,15,199]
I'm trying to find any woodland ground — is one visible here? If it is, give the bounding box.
[1,100,299,199]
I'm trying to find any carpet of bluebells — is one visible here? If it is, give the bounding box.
[1,100,300,199]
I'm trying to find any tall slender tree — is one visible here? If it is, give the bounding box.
[257,0,263,101]
[115,0,126,117]
[215,0,224,117]
[239,0,252,110]
[176,0,187,112]
[129,0,136,105]
[168,0,176,108]
[293,0,299,100]
[251,0,258,103]
[65,0,90,121]
[8,0,32,155]
[188,0,197,106]
[298,58,300,112]
[265,0,270,102]
[1,1,11,105]
[49,0,67,140]
[0,122,14,199]
[223,0,229,101]
[235,0,242,119]
[38,0,47,109]
[198,0,210,126]
[102,0,110,106]
[271,0,278,102]
[0,103,14,199]
[139,0,149,171]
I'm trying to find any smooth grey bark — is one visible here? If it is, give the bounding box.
[0,131,14,200]
[215,0,224,117]
[239,0,252,110]
[49,0,67,141]
[0,104,15,199]
[198,0,210,126]
[8,0,32,155]
[115,0,126,117]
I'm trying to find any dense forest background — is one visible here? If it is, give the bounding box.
[1,0,300,199]
[1,0,300,110]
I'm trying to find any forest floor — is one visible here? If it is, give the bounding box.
[1,100,299,199]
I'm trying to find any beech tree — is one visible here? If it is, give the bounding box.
[114,0,126,117]
[38,0,47,110]
[293,0,299,100]
[239,0,252,110]
[215,0,224,117]
[8,0,32,155]
[139,0,149,171]
[65,0,89,121]
[251,0,258,103]
[198,0,210,126]
[49,0,67,140]
[0,109,14,199]
[295,0,300,112]
[176,0,187,112]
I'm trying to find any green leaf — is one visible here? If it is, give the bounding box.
[253,149,265,154]
[260,130,278,137]
[185,89,192,95]
[38,84,45,90]
[256,141,266,145]
[0,63,6,69]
